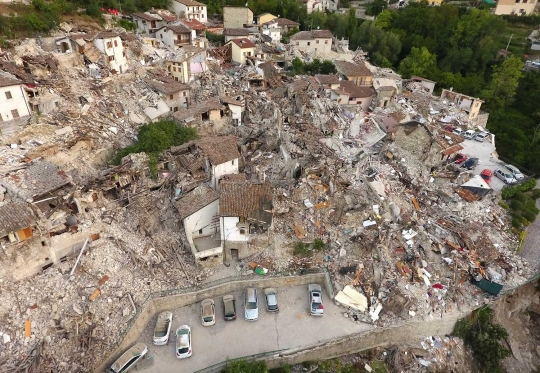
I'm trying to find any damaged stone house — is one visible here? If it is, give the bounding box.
[331,80,375,111]
[132,12,168,37]
[155,25,192,49]
[173,97,224,125]
[224,28,251,43]
[335,60,373,86]
[144,75,191,112]
[175,184,221,260]
[440,88,486,126]
[220,96,245,126]
[0,161,100,280]
[0,75,31,124]
[219,180,273,262]
[92,31,129,74]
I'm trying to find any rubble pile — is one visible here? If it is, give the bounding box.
[0,12,533,372]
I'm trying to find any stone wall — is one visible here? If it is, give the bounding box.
[94,271,329,372]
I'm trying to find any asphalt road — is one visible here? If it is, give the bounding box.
[134,284,373,372]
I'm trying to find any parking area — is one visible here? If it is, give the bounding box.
[133,284,373,372]
[459,137,507,192]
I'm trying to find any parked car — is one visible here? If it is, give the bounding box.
[454,153,468,164]
[463,130,476,140]
[201,299,216,326]
[264,288,279,312]
[495,169,517,184]
[474,132,489,142]
[109,343,148,373]
[175,325,192,359]
[480,169,493,183]
[222,295,236,321]
[153,311,172,345]
[503,164,524,180]
[244,288,259,321]
[453,128,464,136]
[308,284,324,316]
[444,125,454,133]
[462,157,479,170]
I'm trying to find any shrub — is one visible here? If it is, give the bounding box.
[223,359,268,373]
[498,201,509,209]
[522,210,537,222]
[116,19,136,31]
[531,188,540,199]
[502,179,538,200]
[293,241,312,257]
[206,31,225,45]
[313,239,326,251]
[511,216,522,228]
[112,120,197,179]
[453,306,511,373]
[509,199,523,211]
[513,192,527,203]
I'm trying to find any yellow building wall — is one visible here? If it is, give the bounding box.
[259,13,277,24]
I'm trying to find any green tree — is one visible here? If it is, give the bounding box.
[290,57,304,75]
[223,359,268,373]
[375,9,393,30]
[366,0,387,16]
[398,46,438,78]
[482,55,524,110]
[320,60,337,74]
[453,307,511,373]
[351,21,401,66]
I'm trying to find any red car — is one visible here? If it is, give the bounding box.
[454,153,468,164]
[445,125,454,133]
[480,169,493,183]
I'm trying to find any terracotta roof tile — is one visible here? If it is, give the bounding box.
[180,18,206,30]
[175,184,219,219]
[314,74,340,85]
[197,135,240,165]
[224,28,249,36]
[219,181,272,221]
[229,38,256,49]
[339,80,375,97]
[334,60,373,77]
[173,97,222,122]
[144,76,190,95]
[290,30,332,40]
[132,12,161,21]
[0,75,22,88]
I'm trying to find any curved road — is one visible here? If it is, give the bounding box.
[519,199,540,272]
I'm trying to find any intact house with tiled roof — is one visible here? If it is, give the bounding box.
[176,18,207,48]
[226,38,256,65]
[155,25,192,49]
[144,75,191,112]
[175,184,221,260]
[219,180,273,261]
[289,30,333,54]
[0,75,31,125]
[334,60,373,86]
[315,74,340,90]
[169,0,207,22]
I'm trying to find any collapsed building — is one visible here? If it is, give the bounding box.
[0,11,533,373]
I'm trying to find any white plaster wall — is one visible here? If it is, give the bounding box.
[228,104,243,125]
[211,159,239,189]
[293,39,332,53]
[221,216,248,242]
[93,36,128,74]
[0,85,31,121]
[156,28,177,49]
[170,2,207,21]
[183,199,221,257]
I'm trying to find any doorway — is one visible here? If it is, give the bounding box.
[230,249,239,261]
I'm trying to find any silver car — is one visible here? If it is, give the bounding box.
[495,169,516,184]
[244,288,259,321]
[153,311,172,345]
[308,284,324,316]
[503,164,524,180]
[176,325,192,359]
[110,343,148,373]
[474,132,489,142]
[264,288,279,312]
[201,299,216,326]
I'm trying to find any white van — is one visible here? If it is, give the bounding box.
[464,130,476,140]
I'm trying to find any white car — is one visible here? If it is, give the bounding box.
[308,284,324,316]
[503,164,524,180]
[463,130,476,140]
[176,325,192,359]
[244,288,259,321]
[495,169,516,184]
[109,343,148,373]
[452,128,464,136]
[201,299,216,326]
[474,132,489,142]
[153,311,172,345]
